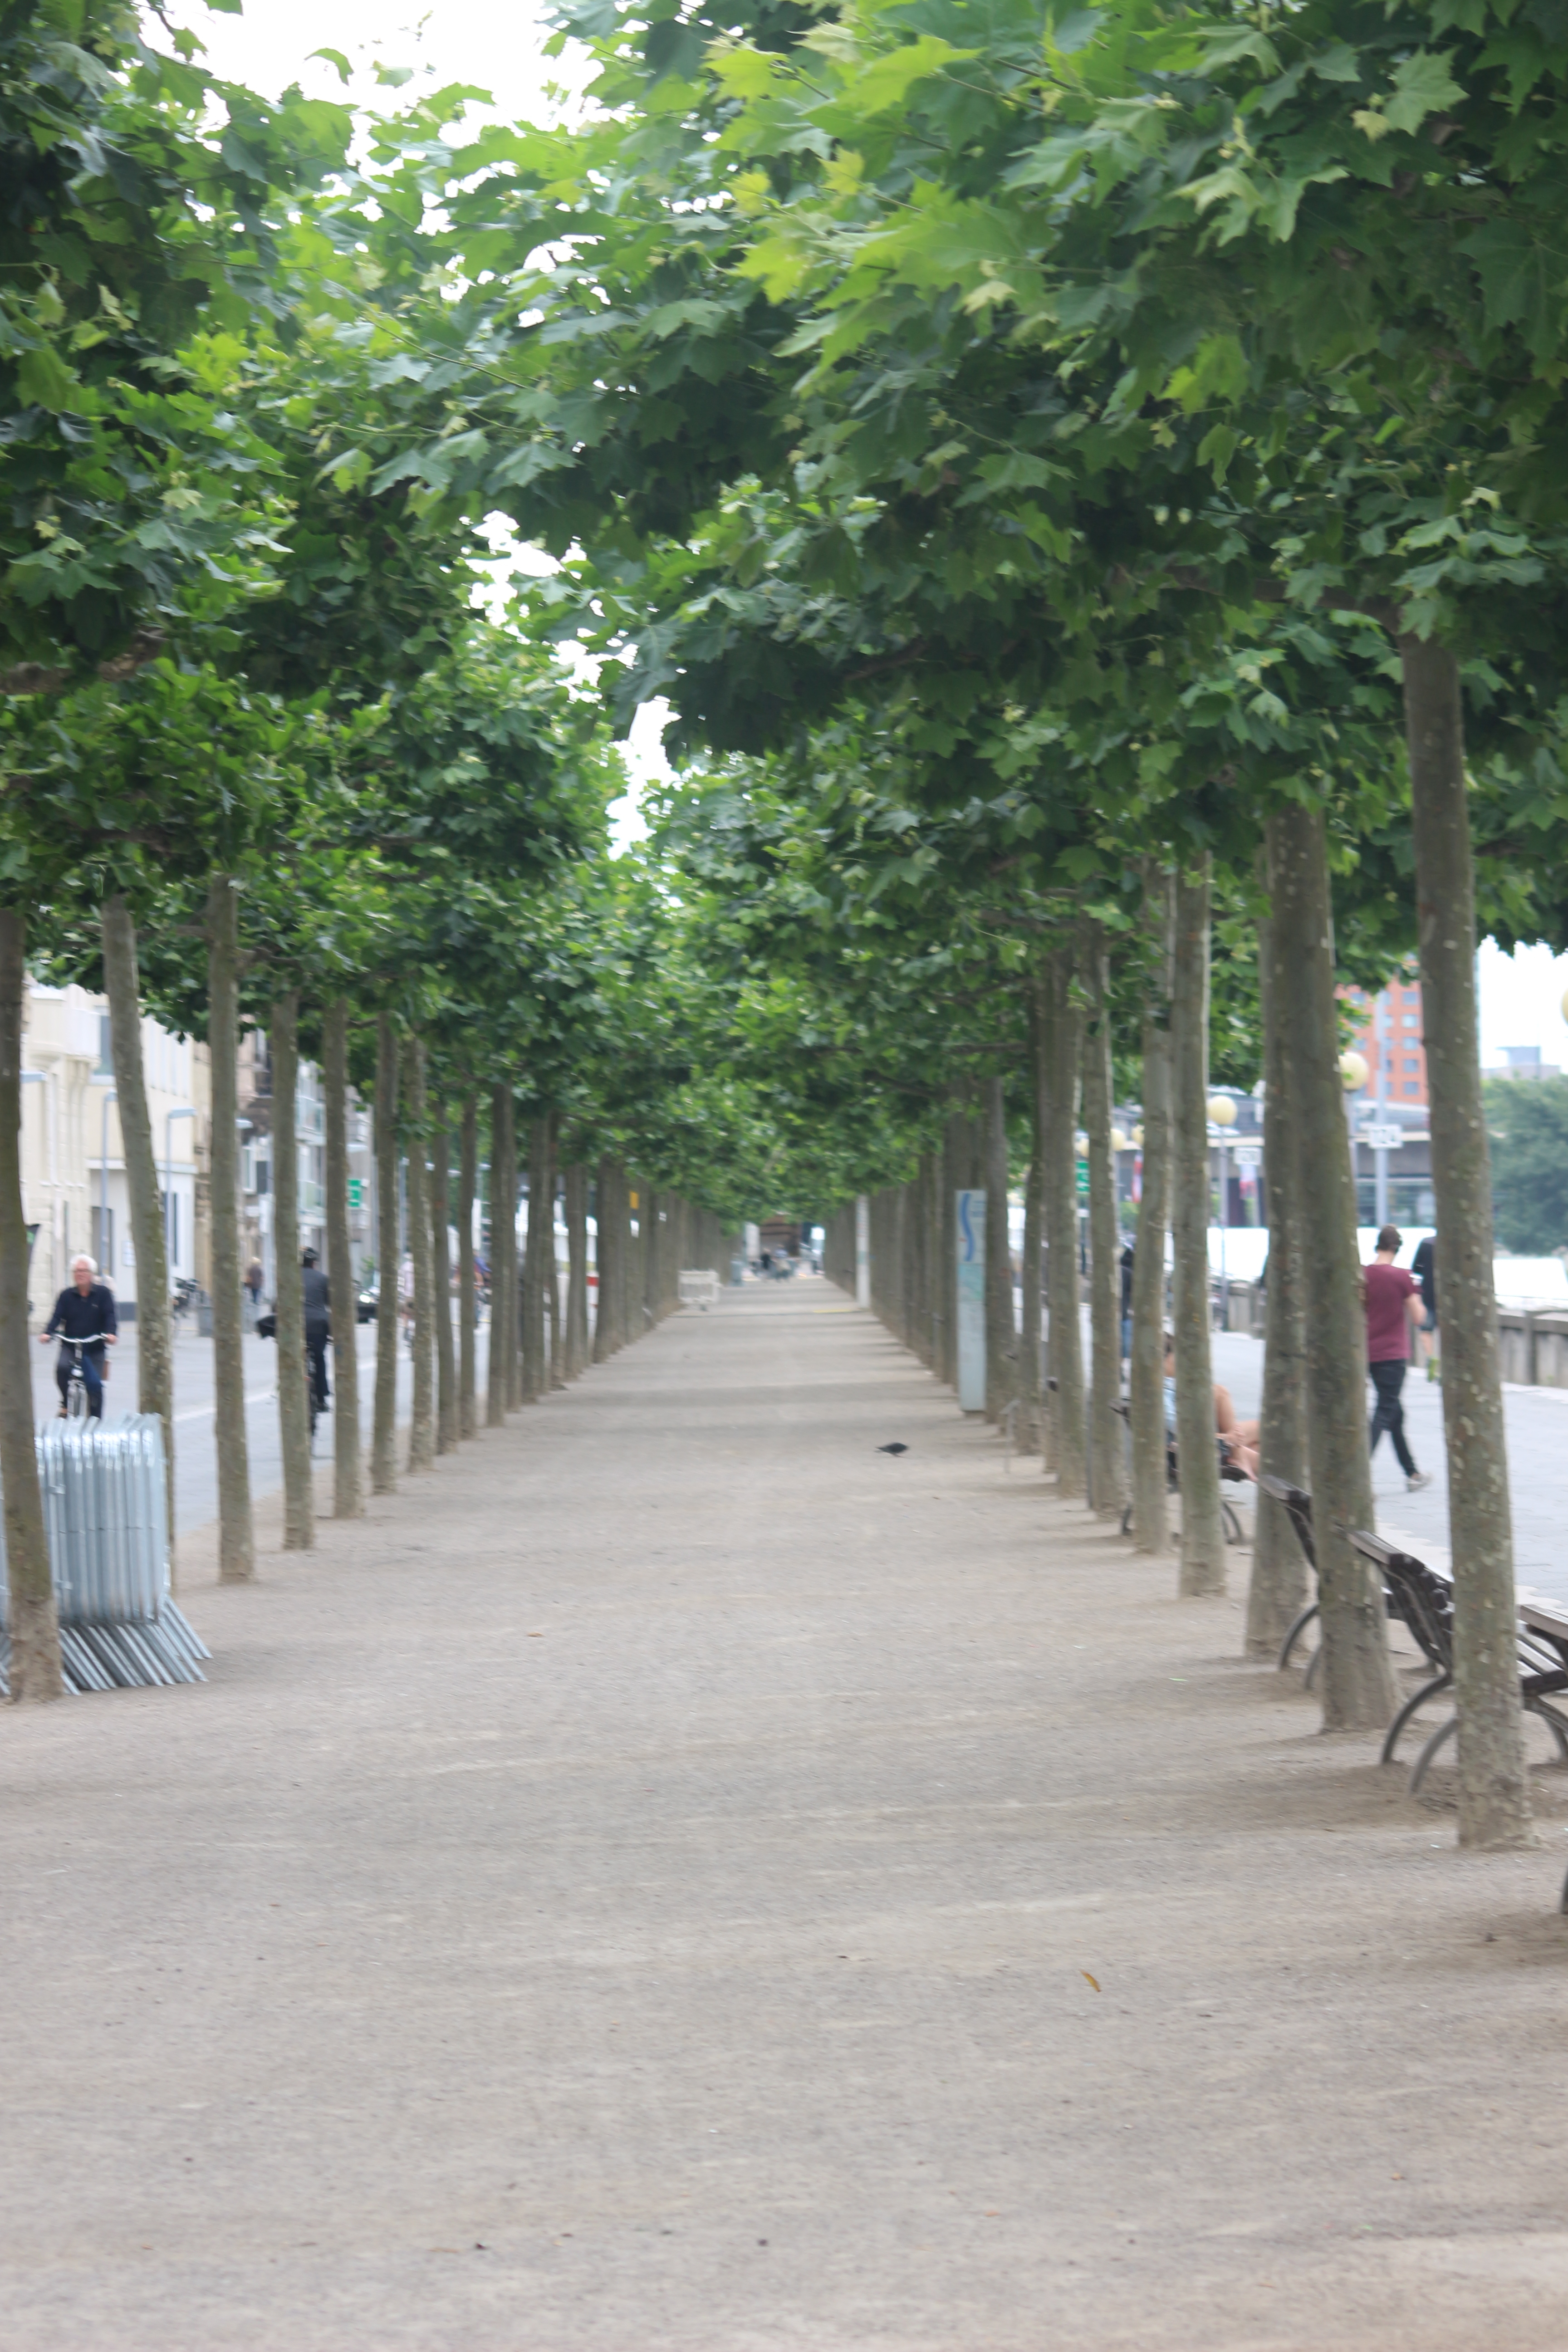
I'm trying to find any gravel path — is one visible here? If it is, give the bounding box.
[4,1280,1567,2349]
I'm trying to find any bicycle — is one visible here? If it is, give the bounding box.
[57,1333,109,1422]
[170,1275,202,1328]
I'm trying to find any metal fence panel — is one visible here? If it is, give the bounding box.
[0,1415,208,1695]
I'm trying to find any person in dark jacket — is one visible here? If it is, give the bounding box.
[1410,1232,1438,1381]
[301,1247,331,1412]
[38,1254,118,1417]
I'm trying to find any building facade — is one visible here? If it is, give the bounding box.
[20,980,211,1322]
[20,980,373,1325]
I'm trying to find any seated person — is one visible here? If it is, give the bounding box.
[1162,1333,1259,1479]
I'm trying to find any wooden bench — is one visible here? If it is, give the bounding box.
[1349,1529,1568,1793]
[1260,1477,1443,1690]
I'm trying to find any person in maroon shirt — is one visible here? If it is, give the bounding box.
[1364,1225,1432,1493]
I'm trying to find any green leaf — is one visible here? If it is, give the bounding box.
[16,343,81,412]
[1383,50,1465,137]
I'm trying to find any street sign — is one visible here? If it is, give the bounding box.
[1232,1144,1262,1169]
[347,1177,363,1208]
[1074,1162,1089,1197]
[1359,1123,1404,1151]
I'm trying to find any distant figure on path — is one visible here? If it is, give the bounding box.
[1365,1224,1431,1491]
[1411,1232,1438,1381]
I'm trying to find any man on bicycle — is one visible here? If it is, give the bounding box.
[39,1253,118,1418]
[301,1247,331,1415]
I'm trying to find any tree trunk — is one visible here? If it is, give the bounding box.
[206,875,254,1581]
[404,1035,435,1472]
[431,1114,456,1452]
[270,991,314,1549]
[593,1157,617,1361]
[457,1094,478,1439]
[1402,632,1529,1844]
[372,1013,401,1492]
[1020,1074,1043,1455]
[1082,921,1125,1521]
[1171,862,1225,1594]
[100,893,172,1535]
[1041,950,1086,1498]
[520,1116,546,1402]
[983,1074,1014,1424]
[564,1163,589,1377]
[1130,867,1174,1555]
[1247,897,1308,1656]
[0,908,61,1700]
[486,1082,513,1425]
[506,1100,526,1410]
[1267,805,1397,1728]
[323,998,362,1518]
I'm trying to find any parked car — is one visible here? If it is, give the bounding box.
[357,1285,378,1323]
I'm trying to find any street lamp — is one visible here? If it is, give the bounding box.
[1207,1098,1237,1327]
[99,1088,116,1275]
[165,1107,196,1274]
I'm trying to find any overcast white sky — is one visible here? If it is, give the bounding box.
[157,12,1568,994]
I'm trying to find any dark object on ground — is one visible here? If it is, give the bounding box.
[256,1310,277,1341]
[877,1441,908,1455]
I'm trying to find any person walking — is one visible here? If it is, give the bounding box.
[301,1247,331,1414]
[1411,1231,1438,1380]
[1364,1225,1431,1491]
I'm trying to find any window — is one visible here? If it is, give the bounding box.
[90,1205,113,1270]
[95,1013,113,1075]
[1404,1057,1421,1072]
[1404,1082,1421,1096]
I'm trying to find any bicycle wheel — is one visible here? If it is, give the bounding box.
[66,1374,89,1421]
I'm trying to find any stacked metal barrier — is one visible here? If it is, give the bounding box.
[0,1415,208,1694]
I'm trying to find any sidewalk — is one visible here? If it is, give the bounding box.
[3,1283,1567,2350]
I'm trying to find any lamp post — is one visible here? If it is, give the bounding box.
[98,1087,117,1276]
[1372,993,1390,1230]
[1339,1052,1368,1234]
[1207,1094,1237,1325]
[165,1106,196,1276]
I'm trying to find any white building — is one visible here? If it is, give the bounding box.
[20,980,210,1323]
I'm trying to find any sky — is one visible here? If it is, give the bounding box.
[157,10,1568,1031]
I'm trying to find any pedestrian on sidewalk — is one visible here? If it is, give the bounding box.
[302,1247,331,1412]
[1411,1231,1439,1380]
[1364,1225,1431,1492]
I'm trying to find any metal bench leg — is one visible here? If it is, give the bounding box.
[1279,1603,1318,1673]
[1526,1697,1568,1767]
[1380,1672,1452,1767]
[1223,1497,1245,1546]
[1409,1711,1459,1796]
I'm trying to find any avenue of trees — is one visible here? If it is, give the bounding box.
[6,2,1568,1857]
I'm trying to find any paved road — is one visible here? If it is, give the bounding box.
[5,1277,1566,2350]
[31,1316,488,1535]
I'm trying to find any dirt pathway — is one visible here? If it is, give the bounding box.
[4,1282,1567,2349]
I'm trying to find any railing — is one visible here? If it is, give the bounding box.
[0,1416,208,1694]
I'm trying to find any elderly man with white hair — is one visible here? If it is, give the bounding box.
[38,1253,118,1419]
